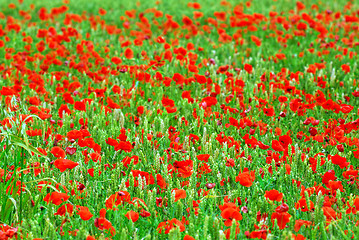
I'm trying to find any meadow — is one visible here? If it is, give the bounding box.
[0,0,359,239]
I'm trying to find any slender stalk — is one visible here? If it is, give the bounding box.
[20,147,24,225]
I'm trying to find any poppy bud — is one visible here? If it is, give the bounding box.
[249,128,255,135]
[309,127,317,136]
[58,120,63,127]
[94,218,99,228]
[156,36,165,44]
[140,210,151,217]
[77,183,85,191]
[275,203,289,213]
[303,118,311,125]
[156,197,163,207]
[66,147,77,155]
[338,118,345,124]
[336,144,344,152]
[241,206,248,213]
[312,120,320,126]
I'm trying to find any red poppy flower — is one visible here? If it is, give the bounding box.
[77,206,93,221]
[54,158,79,172]
[246,230,268,239]
[341,64,350,73]
[55,204,74,216]
[251,35,262,46]
[258,141,270,150]
[342,169,358,179]
[346,197,359,214]
[271,211,291,229]
[322,206,336,221]
[125,211,139,222]
[140,209,151,218]
[111,56,122,65]
[235,168,255,187]
[28,96,41,106]
[74,101,86,111]
[244,64,253,74]
[124,48,134,59]
[294,219,312,232]
[51,146,66,158]
[115,141,133,152]
[330,154,349,169]
[94,209,116,236]
[295,198,314,212]
[63,93,74,104]
[278,135,292,149]
[265,189,283,202]
[171,189,187,202]
[271,140,285,152]
[221,207,243,226]
[43,192,70,205]
[197,154,210,162]
[156,174,167,189]
[173,159,193,178]
[188,2,201,9]
[105,191,132,210]
[263,107,275,117]
[201,96,217,108]
[184,235,195,240]
[226,158,235,167]
[157,218,185,234]
[340,104,354,113]
[166,106,177,114]
[98,8,107,15]
[67,130,82,140]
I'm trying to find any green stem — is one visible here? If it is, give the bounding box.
[20,147,24,225]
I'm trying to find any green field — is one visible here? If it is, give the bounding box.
[0,0,359,239]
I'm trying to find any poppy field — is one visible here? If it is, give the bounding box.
[1,0,359,239]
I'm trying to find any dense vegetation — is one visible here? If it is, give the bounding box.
[0,0,359,239]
